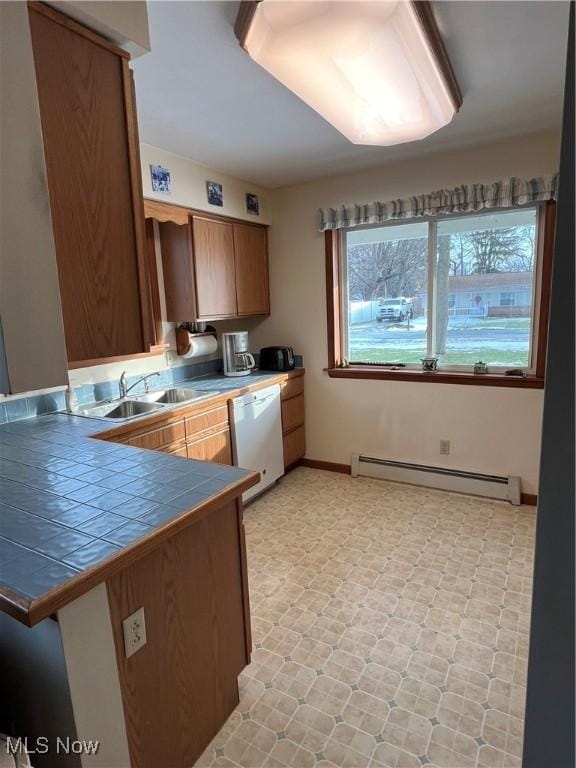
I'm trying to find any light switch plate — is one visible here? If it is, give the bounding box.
[439,439,451,455]
[122,606,147,658]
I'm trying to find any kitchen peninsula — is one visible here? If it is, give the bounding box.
[0,368,304,768]
[0,404,258,768]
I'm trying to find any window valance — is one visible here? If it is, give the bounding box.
[318,174,559,232]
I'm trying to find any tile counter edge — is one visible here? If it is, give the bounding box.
[0,369,304,625]
[0,471,258,626]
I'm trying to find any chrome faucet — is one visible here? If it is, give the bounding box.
[118,371,160,399]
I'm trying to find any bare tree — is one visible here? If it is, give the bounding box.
[449,226,536,275]
[504,226,536,271]
[347,237,427,300]
[450,236,467,276]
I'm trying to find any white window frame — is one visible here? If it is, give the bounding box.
[340,203,544,373]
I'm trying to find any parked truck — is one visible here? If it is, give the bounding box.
[377,297,414,322]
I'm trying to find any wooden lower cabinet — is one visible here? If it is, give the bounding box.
[279,375,304,401]
[281,380,306,468]
[106,370,305,472]
[125,421,185,451]
[107,499,250,768]
[283,425,306,468]
[109,401,232,464]
[166,442,188,458]
[281,393,305,435]
[186,427,232,464]
[185,403,229,437]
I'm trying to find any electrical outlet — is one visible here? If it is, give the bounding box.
[439,439,451,455]
[122,607,147,658]
[166,349,177,366]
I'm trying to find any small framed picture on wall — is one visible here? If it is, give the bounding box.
[206,181,223,207]
[246,193,260,215]
[150,164,171,194]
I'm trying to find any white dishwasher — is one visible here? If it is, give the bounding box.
[230,383,284,503]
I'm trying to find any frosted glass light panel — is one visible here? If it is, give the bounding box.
[346,222,428,363]
[434,209,538,368]
[242,0,458,145]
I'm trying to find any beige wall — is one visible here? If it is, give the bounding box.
[140,143,272,225]
[250,130,561,495]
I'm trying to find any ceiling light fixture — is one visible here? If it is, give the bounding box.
[235,0,462,146]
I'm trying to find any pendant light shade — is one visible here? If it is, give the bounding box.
[235,0,462,146]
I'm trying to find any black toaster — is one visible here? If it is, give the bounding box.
[259,346,295,371]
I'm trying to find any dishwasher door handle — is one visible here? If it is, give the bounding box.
[235,393,276,408]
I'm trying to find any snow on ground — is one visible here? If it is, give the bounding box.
[348,317,531,366]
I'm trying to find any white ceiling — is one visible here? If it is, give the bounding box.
[132,1,569,188]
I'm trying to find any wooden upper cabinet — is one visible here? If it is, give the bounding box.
[28,4,152,365]
[159,220,198,321]
[159,212,270,322]
[233,224,270,316]
[192,217,238,318]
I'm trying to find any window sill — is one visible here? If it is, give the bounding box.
[325,366,544,388]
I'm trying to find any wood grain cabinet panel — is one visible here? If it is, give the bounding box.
[144,199,189,225]
[106,500,250,768]
[28,4,151,364]
[125,421,186,451]
[159,221,197,322]
[193,217,238,319]
[233,224,270,316]
[279,372,306,468]
[185,404,229,438]
[281,394,305,435]
[158,209,270,322]
[187,428,232,465]
[283,425,306,468]
[165,442,188,458]
[280,375,304,401]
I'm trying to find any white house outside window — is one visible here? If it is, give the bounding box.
[341,206,541,371]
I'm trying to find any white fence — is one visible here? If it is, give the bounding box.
[447,305,488,318]
[349,300,380,324]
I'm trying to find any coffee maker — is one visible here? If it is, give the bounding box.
[222,332,256,377]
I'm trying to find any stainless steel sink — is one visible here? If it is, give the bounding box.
[133,387,217,405]
[104,400,162,419]
[70,398,164,422]
[66,387,219,423]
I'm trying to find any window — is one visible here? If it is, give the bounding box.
[326,202,555,386]
[500,292,515,307]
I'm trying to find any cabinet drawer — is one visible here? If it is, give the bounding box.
[283,425,305,468]
[186,427,232,465]
[280,376,304,401]
[281,394,305,435]
[125,420,186,451]
[185,404,229,438]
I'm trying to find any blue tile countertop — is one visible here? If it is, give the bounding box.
[0,407,259,626]
[181,370,291,393]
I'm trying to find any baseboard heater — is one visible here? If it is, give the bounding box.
[351,454,521,505]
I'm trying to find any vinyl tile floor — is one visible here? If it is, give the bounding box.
[197,468,535,768]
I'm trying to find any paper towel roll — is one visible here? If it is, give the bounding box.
[179,333,218,359]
